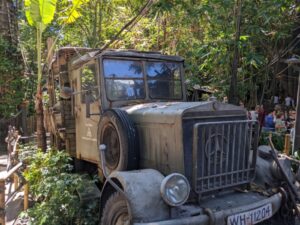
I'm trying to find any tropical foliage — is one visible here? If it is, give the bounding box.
[0,0,298,120]
[21,146,99,225]
[18,0,300,109]
[0,37,24,117]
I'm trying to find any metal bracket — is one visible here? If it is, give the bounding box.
[99,144,126,196]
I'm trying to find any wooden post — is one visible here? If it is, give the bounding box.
[284,134,291,156]
[0,180,5,225]
[294,73,300,152]
[24,184,29,211]
[269,132,272,140]
[0,162,23,225]
[13,174,18,191]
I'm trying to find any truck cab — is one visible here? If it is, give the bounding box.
[48,48,293,225]
[70,50,186,169]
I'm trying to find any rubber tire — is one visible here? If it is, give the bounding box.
[97,109,139,172]
[100,192,130,225]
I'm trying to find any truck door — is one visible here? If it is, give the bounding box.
[72,63,100,164]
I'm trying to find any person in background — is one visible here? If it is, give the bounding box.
[249,106,259,121]
[285,95,295,109]
[284,95,295,121]
[285,110,296,131]
[255,105,260,113]
[290,122,295,153]
[274,112,286,133]
[263,111,275,132]
[272,95,279,106]
[274,104,282,114]
[258,105,265,131]
[239,100,245,108]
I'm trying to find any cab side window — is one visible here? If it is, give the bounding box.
[81,64,98,103]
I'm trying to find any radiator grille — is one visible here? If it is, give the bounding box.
[192,120,258,194]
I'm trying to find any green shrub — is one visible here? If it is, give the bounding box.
[21,147,99,225]
[259,131,285,151]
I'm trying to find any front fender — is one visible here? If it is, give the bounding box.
[101,169,169,222]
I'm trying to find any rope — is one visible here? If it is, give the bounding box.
[97,0,155,52]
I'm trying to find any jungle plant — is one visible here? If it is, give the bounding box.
[22,147,99,225]
[259,131,285,152]
[0,36,24,118]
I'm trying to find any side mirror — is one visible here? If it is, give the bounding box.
[98,144,125,195]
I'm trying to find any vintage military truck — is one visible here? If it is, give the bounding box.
[47,47,296,225]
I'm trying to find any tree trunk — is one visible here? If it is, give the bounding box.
[36,84,47,151]
[36,23,47,151]
[228,0,242,105]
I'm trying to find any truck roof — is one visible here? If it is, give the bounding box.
[98,49,184,62]
[66,48,184,69]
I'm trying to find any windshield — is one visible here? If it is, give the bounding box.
[146,61,182,99]
[103,59,182,101]
[103,59,145,101]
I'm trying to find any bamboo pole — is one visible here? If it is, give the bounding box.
[13,174,18,191]
[24,184,29,211]
[284,134,291,156]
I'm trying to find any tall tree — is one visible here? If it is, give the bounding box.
[25,0,58,150]
[228,0,242,105]
[24,0,90,150]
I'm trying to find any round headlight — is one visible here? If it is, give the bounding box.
[160,173,190,206]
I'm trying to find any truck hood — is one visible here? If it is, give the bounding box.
[123,101,246,124]
[121,101,247,175]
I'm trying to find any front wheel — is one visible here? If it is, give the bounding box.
[100,192,131,225]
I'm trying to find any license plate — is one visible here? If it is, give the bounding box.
[227,203,272,225]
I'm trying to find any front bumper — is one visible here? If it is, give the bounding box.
[133,192,282,225]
